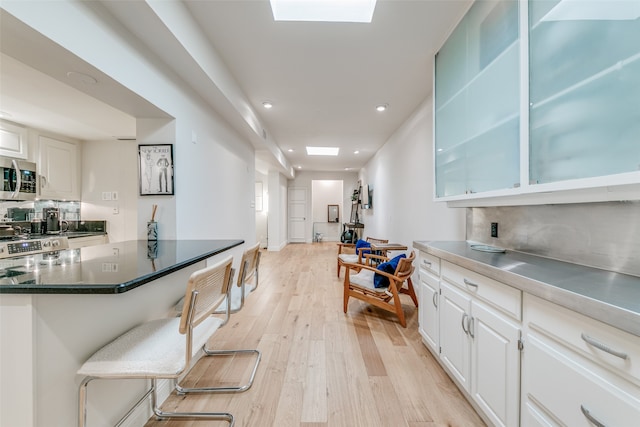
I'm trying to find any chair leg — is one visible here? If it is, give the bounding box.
[152,379,234,426]
[80,377,234,427]
[176,348,261,394]
[78,377,91,427]
[343,274,350,313]
[405,278,419,307]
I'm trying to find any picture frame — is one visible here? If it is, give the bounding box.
[138,144,174,196]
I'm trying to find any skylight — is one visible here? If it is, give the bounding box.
[270,0,377,23]
[306,146,339,156]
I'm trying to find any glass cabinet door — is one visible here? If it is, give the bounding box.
[435,0,520,197]
[529,0,640,185]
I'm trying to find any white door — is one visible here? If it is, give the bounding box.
[471,300,521,427]
[288,187,306,242]
[439,281,472,392]
[419,274,439,354]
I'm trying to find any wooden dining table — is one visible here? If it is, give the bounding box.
[370,242,408,252]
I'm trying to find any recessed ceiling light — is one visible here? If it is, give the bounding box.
[270,0,377,23]
[354,150,360,154]
[306,146,339,156]
[376,103,388,112]
[262,101,273,109]
[288,148,294,152]
[66,71,97,85]
[297,165,302,169]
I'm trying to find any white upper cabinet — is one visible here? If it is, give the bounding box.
[528,0,640,185]
[39,136,81,200]
[0,120,28,159]
[434,0,640,205]
[435,0,520,198]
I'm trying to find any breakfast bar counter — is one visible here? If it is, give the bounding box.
[0,239,243,294]
[0,239,245,427]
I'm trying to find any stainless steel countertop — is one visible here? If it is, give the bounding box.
[413,240,640,337]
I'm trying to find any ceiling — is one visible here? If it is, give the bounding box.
[0,0,470,174]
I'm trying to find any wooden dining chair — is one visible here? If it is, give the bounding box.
[77,256,236,427]
[336,236,388,277]
[343,250,418,327]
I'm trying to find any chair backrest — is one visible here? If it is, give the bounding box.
[393,250,416,281]
[237,242,260,287]
[179,256,234,334]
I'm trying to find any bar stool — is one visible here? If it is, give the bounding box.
[176,242,262,394]
[77,256,236,427]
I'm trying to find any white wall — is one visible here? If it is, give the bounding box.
[255,170,268,248]
[289,171,359,243]
[268,170,288,251]
[81,139,138,243]
[359,96,465,246]
[311,179,343,242]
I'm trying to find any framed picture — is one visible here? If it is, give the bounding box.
[138,144,174,196]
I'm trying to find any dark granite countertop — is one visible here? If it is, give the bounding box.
[0,239,243,294]
[414,240,640,337]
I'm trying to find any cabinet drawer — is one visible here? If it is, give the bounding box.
[418,251,440,278]
[525,293,640,384]
[524,333,640,427]
[441,260,521,321]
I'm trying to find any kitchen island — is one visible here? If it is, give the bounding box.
[0,239,244,427]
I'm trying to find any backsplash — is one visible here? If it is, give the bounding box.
[1,200,80,221]
[466,201,640,277]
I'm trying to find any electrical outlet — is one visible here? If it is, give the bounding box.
[102,191,111,201]
[491,222,498,238]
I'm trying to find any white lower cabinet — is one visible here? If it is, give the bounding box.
[522,294,640,427]
[418,251,440,354]
[439,279,521,427]
[418,250,640,427]
[440,281,472,390]
[471,299,521,427]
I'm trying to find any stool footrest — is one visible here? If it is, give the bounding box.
[176,348,261,394]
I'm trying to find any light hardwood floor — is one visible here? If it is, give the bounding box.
[146,242,485,427]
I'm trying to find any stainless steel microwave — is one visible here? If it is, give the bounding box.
[0,157,37,201]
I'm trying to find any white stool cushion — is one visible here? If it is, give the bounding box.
[78,316,223,378]
[338,254,359,264]
[348,269,388,292]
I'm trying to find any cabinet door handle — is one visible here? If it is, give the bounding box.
[463,278,479,289]
[432,292,438,309]
[461,313,469,335]
[581,333,628,360]
[468,316,475,339]
[580,405,607,427]
[422,259,432,267]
